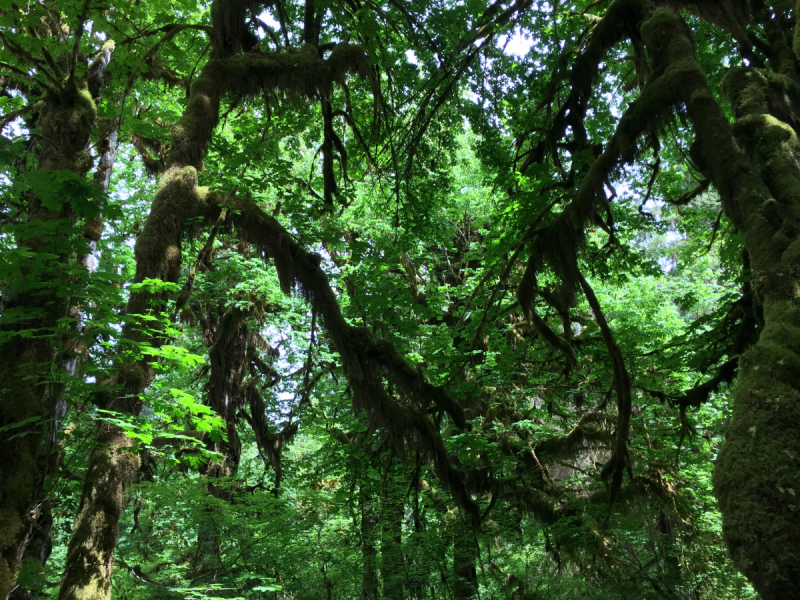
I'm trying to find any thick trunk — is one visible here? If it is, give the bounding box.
[0,83,96,598]
[709,68,800,599]
[56,22,226,597]
[56,168,214,600]
[634,7,800,597]
[56,428,138,600]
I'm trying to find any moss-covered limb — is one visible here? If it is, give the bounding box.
[210,195,480,519]
[517,261,578,370]
[55,165,216,600]
[56,78,218,600]
[535,413,611,458]
[223,195,465,428]
[517,13,707,345]
[723,69,800,238]
[723,67,800,134]
[168,42,369,170]
[57,429,140,600]
[56,9,371,591]
[633,7,800,596]
[754,4,798,79]
[242,382,298,490]
[712,322,800,599]
[661,0,756,57]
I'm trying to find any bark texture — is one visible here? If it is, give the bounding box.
[56,4,374,596]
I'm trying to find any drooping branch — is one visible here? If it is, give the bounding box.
[517,261,577,371]
[241,381,297,490]
[576,272,632,505]
[211,194,479,518]
[518,0,645,173]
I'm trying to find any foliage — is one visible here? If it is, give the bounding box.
[3,0,798,597]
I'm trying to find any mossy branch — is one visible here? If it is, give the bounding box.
[519,0,644,173]
[211,194,479,519]
[535,412,610,458]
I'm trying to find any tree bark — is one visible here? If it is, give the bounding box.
[56,45,225,600]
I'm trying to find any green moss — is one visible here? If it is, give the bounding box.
[794,0,800,61]
[714,300,800,597]
[133,166,200,297]
[37,87,97,172]
[0,82,99,598]
[57,432,140,600]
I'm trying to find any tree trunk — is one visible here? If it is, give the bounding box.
[710,68,800,598]
[0,80,97,598]
[380,459,404,600]
[190,308,249,582]
[361,489,380,600]
[453,512,478,599]
[56,14,228,597]
[634,7,800,597]
[56,427,139,600]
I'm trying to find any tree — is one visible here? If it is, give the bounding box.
[1,0,798,598]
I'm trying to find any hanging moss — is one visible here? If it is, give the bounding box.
[194,194,482,519]
[210,0,264,58]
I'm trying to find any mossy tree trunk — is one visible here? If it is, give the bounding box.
[54,1,457,597]
[0,78,98,598]
[56,32,229,600]
[632,6,800,597]
[708,69,800,599]
[56,117,220,600]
